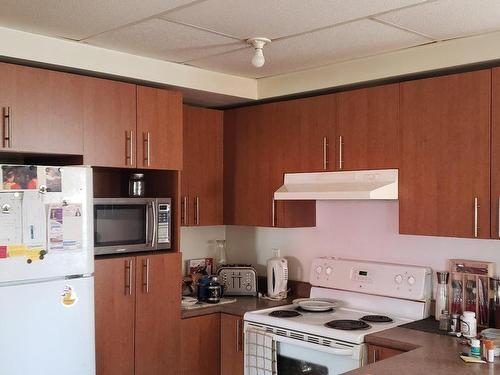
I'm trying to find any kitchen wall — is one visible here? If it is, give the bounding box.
[223,201,500,282]
[180,226,225,275]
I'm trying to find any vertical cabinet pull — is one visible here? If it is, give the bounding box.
[473,197,479,238]
[125,130,134,166]
[194,196,200,225]
[182,196,188,226]
[373,349,378,363]
[124,260,133,296]
[143,258,150,293]
[271,197,276,227]
[130,130,134,166]
[498,197,500,238]
[236,319,241,352]
[338,135,344,170]
[143,132,151,166]
[322,137,328,170]
[3,107,12,148]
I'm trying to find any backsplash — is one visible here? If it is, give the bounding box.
[180,226,225,275]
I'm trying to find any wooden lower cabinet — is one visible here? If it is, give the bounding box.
[180,314,221,375]
[221,314,244,375]
[95,253,181,375]
[367,344,404,364]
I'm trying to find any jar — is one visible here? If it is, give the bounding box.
[461,311,477,338]
[129,173,145,197]
[439,310,451,331]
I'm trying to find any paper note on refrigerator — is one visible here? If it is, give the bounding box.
[22,191,46,247]
[0,193,22,245]
[62,204,82,251]
[48,204,63,251]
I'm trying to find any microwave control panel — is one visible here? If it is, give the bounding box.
[157,203,170,244]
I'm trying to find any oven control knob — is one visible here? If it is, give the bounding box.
[315,266,323,274]
[394,274,403,284]
[407,276,416,285]
[325,267,332,275]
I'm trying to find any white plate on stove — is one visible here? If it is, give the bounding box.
[292,298,337,312]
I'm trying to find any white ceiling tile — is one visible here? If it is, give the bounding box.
[162,0,427,39]
[0,0,197,40]
[376,0,500,40]
[86,18,244,63]
[188,19,431,78]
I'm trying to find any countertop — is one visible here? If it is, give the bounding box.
[345,327,500,375]
[181,296,291,319]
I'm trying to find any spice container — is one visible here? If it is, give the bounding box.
[439,310,451,331]
[451,314,460,332]
[129,173,145,197]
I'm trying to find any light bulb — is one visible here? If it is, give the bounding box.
[251,48,265,68]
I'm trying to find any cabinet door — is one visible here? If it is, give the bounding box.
[491,68,500,239]
[182,105,223,226]
[367,344,403,364]
[180,314,221,375]
[135,253,181,375]
[95,257,135,375]
[0,62,84,154]
[337,84,399,170]
[83,77,136,167]
[399,70,491,238]
[137,86,183,170]
[221,314,244,375]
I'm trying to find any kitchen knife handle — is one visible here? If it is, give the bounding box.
[125,259,133,296]
[473,197,479,238]
[143,258,150,293]
[338,135,343,170]
[322,136,328,170]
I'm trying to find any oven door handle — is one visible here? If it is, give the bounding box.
[274,335,355,357]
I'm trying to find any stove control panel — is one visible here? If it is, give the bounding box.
[310,257,432,301]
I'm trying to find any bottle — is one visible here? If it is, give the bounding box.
[461,311,477,338]
[484,339,495,363]
[439,310,450,331]
[435,271,449,321]
[215,239,227,269]
[470,338,481,357]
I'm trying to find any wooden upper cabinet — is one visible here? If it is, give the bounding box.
[94,257,135,375]
[134,252,181,375]
[83,77,136,167]
[399,70,491,239]
[0,62,84,154]
[491,68,500,239]
[337,83,399,170]
[137,86,183,170]
[182,105,223,226]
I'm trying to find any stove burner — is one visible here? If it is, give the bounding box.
[325,319,371,331]
[361,315,393,323]
[296,306,334,313]
[269,310,302,318]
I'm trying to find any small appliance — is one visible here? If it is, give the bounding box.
[197,275,223,304]
[267,249,288,299]
[93,197,171,255]
[217,265,257,296]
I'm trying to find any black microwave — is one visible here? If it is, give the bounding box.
[93,198,171,255]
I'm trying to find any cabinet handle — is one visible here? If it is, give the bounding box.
[125,130,134,166]
[3,107,11,148]
[498,197,500,238]
[322,137,328,170]
[144,132,151,166]
[473,197,479,238]
[143,258,150,293]
[182,196,188,226]
[130,130,134,166]
[195,196,200,225]
[271,197,276,227]
[338,135,343,170]
[125,259,132,296]
[236,319,241,352]
[373,349,378,363]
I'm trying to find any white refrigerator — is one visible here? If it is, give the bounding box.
[0,165,95,375]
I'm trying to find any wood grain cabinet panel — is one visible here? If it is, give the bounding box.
[137,86,183,170]
[94,257,135,375]
[83,77,137,168]
[135,253,181,375]
[367,344,404,364]
[180,314,221,375]
[182,105,223,226]
[399,70,491,238]
[337,83,399,170]
[0,62,84,154]
[491,68,500,239]
[221,314,244,375]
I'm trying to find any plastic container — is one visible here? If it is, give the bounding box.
[470,338,481,357]
[461,311,478,338]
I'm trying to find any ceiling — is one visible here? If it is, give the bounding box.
[1,0,500,79]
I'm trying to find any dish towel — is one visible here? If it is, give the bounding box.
[245,328,277,375]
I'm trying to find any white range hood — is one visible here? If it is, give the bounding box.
[274,169,398,200]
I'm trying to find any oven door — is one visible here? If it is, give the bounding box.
[93,198,155,255]
[275,336,365,375]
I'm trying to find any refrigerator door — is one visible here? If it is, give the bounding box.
[0,276,95,375]
[0,166,93,283]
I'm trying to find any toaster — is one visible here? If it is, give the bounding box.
[217,264,258,296]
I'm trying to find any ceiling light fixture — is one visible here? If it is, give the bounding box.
[247,37,271,68]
